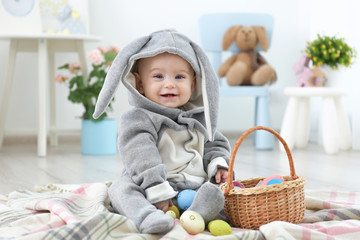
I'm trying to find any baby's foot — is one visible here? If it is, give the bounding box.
[139,210,174,234]
[188,182,225,223]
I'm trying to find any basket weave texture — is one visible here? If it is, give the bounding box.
[220,126,306,229]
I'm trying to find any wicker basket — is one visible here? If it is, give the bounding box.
[220,126,306,229]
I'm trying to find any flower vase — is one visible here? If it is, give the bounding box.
[81,119,117,155]
[319,66,345,88]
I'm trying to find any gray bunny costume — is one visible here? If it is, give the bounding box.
[93,30,231,234]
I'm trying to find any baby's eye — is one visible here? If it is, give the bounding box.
[175,75,185,79]
[154,74,163,79]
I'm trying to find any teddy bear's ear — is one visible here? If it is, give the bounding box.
[252,26,268,52]
[222,25,242,50]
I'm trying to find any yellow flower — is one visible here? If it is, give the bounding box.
[305,34,356,69]
[71,9,81,19]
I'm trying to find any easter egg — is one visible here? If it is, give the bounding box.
[168,205,180,218]
[166,210,177,219]
[177,189,196,210]
[208,219,232,236]
[260,175,285,186]
[267,178,284,185]
[180,210,205,235]
[233,181,245,188]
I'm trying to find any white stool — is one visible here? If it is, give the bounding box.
[280,87,352,154]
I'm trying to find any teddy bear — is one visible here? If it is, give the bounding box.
[218,25,277,86]
[293,55,326,87]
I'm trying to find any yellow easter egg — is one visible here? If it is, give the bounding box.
[180,210,205,235]
[168,205,180,218]
[208,220,232,236]
[166,210,176,219]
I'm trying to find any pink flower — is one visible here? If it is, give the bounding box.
[97,46,106,54]
[107,45,120,54]
[55,74,69,83]
[87,49,104,66]
[68,62,82,74]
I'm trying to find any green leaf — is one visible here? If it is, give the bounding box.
[58,63,69,70]
[104,51,117,62]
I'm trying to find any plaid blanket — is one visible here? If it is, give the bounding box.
[0,183,359,239]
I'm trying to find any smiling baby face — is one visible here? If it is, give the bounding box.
[133,52,196,108]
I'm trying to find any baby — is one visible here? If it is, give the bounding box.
[93,29,231,234]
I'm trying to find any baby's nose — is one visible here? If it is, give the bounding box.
[164,78,176,88]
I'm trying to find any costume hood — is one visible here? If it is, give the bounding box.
[93,29,219,140]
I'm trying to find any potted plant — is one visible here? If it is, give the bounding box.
[56,46,119,155]
[304,34,356,69]
[303,34,357,86]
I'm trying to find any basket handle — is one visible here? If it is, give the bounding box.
[224,126,298,196]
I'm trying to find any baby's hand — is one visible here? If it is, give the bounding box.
[215,168,228,184]
[154,199,173,213]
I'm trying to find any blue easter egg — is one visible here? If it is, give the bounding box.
[177,189,196,210]
[267,178,284,185]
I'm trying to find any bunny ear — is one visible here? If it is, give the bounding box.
[93,35,151,119]
[222,25,242,50]
[252,26,268,52]
[190,40,219,141]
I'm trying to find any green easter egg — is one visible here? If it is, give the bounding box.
[208,219,232,236]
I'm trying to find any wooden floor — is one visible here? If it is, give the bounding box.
[1,133,359,194]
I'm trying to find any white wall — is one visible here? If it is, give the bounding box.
[298,0,360,146]
[0,0,358,140]
[87,0,306,133]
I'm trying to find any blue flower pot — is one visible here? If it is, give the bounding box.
[81,119,117,155]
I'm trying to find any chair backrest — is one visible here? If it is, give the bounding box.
[198,13,274,85]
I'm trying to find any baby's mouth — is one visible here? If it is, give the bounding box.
[161,94,177,97]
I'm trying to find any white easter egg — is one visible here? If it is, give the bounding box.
[168,205,180,218]
[180,210,205,235]
[166,210,177,219]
